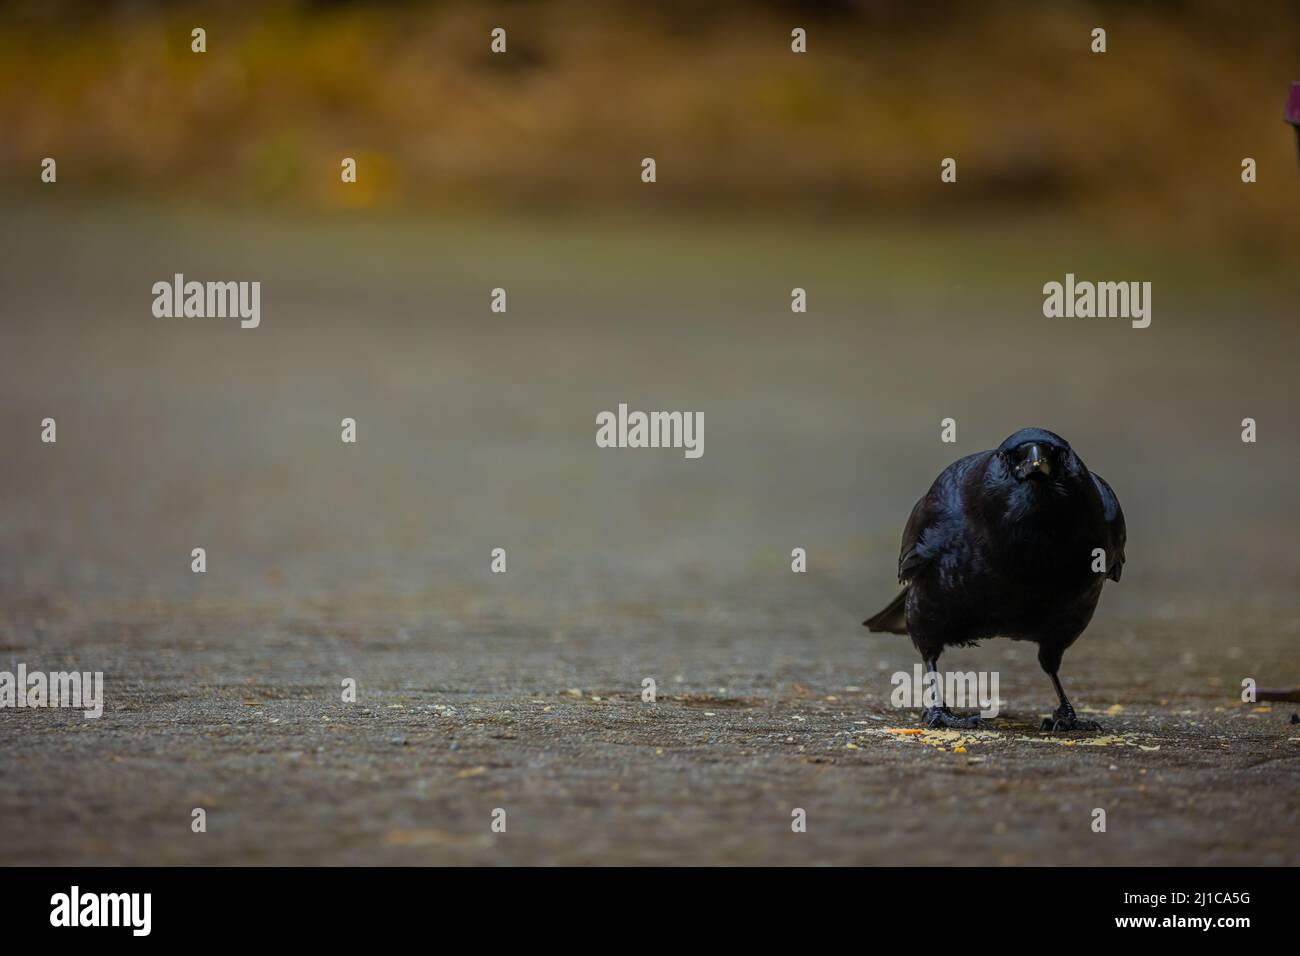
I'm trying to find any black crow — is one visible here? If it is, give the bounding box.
[864,428,1126,731]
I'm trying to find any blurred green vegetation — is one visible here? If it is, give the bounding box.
[2,0,1298,254]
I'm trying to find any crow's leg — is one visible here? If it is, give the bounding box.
[1041,671,1102,732]
[920,656,981,729]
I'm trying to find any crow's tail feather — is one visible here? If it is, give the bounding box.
[863,587,909,634]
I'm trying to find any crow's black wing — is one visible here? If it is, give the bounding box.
[897,493,935,584]
[863,477,942,634]
[866,453,984,634]
[1091,471,1127,582]
[896,452,985,583]
[862,495,934,634]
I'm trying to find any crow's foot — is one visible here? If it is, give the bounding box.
[1040,708,1101,732]
[922,707,981,729]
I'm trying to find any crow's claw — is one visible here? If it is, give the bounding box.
[922,707,982,729]
[1040,712,1102,733]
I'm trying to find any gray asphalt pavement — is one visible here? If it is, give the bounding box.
[1,203,1297,864]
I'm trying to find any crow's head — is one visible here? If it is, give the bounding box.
[997,427,1071,478]
[992,429,1089,513]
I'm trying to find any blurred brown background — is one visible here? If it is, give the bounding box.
[2,0,1299,254]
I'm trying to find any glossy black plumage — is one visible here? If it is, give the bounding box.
[865,427,1126,730]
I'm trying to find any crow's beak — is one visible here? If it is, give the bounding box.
[1014,444,1052,480]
